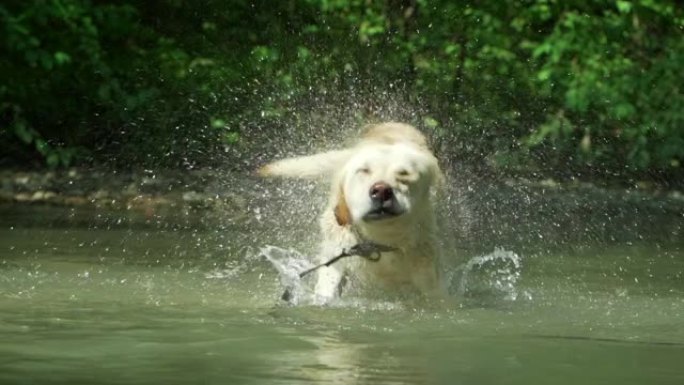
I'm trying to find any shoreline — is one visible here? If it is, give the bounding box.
[1,167,681,245]
[2,167,682,203]
[2,167,683,208]
[0,168,252,228]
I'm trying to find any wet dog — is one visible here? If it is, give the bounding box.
[259,122,445,304]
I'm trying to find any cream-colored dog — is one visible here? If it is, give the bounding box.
[259,122,445,304]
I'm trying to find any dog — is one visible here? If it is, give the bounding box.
[259,122,445,304]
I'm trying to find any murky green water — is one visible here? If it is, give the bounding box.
[1,183,683,384]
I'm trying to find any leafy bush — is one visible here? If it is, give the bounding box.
[1,0,681,182]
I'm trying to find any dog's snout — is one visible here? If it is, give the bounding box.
[370,182,394,202]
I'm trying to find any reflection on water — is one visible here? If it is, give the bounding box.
[1,179,683,384]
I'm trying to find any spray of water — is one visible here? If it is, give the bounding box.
[448,248,530,303]
[207,237,529,308]
[256,245,315,305]
[208,85,527,307]
[136,81,528,308]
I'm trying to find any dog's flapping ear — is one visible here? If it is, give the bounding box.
[256,149,353,179]
[333,185,352,226]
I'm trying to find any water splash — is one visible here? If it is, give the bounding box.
[255,244,528,307]
[257,245,316,305]
[449,248,528,302]
[257,244,408,310]
[204,242,531,307]
[203,243,320,305]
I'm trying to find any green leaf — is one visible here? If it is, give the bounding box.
[211,118,226,129]
[46,152,60,168]
[537,68,552,81]
[616,1,632,13]
[54,51,71,65]
[13,122,34,144]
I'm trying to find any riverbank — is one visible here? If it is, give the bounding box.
[3,168,682,204]
[1,168,682,239]
[0,168,241,206]
[0,168,252,228]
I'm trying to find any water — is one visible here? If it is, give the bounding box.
[1,181,683,384]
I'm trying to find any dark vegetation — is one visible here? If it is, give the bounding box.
[1,1,682,185]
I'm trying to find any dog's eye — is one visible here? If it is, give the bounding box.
[396,169,410,177]
[357,167,370,174]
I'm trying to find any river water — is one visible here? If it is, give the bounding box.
[1,178,683,384]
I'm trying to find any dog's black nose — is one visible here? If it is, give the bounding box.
[369,182,393,202]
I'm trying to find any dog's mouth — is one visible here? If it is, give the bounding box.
[362,205,405,221]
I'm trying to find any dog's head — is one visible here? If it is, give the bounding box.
[333,143,442,227]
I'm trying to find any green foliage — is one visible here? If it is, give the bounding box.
[0,0,682,180]
[524,0,684,173]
